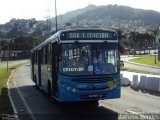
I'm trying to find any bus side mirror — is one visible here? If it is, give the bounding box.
[120,60,124,67]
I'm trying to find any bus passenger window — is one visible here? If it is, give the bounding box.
[47,44,52,64]
[42,48,46,64]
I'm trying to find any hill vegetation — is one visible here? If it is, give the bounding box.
[56,4,160,26]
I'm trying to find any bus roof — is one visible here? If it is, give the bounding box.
[32,28,118,52]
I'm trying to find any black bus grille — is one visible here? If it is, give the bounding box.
[72,79,106,83]
[71,77,110,83]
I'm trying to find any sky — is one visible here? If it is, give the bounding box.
[0,0,160,24]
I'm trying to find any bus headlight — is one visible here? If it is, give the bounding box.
[67,87,78,93]
[59,81,78,92]
[72,88,77,93]
[108,81,115,87]
[108,79,119,88]
[67,87,71,91]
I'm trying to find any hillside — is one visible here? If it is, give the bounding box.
[51,4,98,24]
[53,4,160,27]
[59,4,98,22]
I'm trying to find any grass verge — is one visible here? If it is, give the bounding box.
[129,56,160,67]
[0,67,12,114]
[121,67,160,75]
[0,63,28,114]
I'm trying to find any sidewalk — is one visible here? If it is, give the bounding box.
[120,55,160,92]
[121,71,160,92]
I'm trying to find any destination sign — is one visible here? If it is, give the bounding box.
[60,30,117,40]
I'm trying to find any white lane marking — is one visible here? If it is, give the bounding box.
[125,110,140,114]
[7,70,19,120]
[125,110,154,120]
[13,72,37,120]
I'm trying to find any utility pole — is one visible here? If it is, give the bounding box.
[46,9,51,37]
[155,51,157,64]
[7,39,10,72]
[55,0,57,32]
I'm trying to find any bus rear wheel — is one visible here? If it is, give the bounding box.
[34,76,39,89]
[47,81,58,103]
[48,82,52,98]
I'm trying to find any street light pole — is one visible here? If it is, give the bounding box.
[55,0,57,32]
[154,50,157,64]
[7,40,9,72]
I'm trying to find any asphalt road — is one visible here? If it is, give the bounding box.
[8,64,160,120]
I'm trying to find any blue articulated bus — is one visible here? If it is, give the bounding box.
[31,29,121,102]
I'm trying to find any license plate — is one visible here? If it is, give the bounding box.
[89,94,99,98]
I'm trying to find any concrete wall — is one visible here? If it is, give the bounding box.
[121,71,160,92]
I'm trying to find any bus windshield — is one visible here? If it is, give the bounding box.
[59,43,119,76]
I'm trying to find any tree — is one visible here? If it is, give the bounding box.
[114,29,126,53]
[0,36,45,59]
[0,38,8,47]
[114,29,126,42]
[150,26,159,63]
[128,31,136,50]
[150,26,159,48]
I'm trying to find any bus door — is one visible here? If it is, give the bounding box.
[52,43,58,97]
[38,49,42,86]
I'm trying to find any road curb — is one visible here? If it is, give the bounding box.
[124,61,160,69]
[7,70,19,120]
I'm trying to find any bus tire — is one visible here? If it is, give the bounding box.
[47,81,58,103]
[91,100,99,106]
[86,100,99,107]
[48,81,52,98]
[34,76,39,89]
